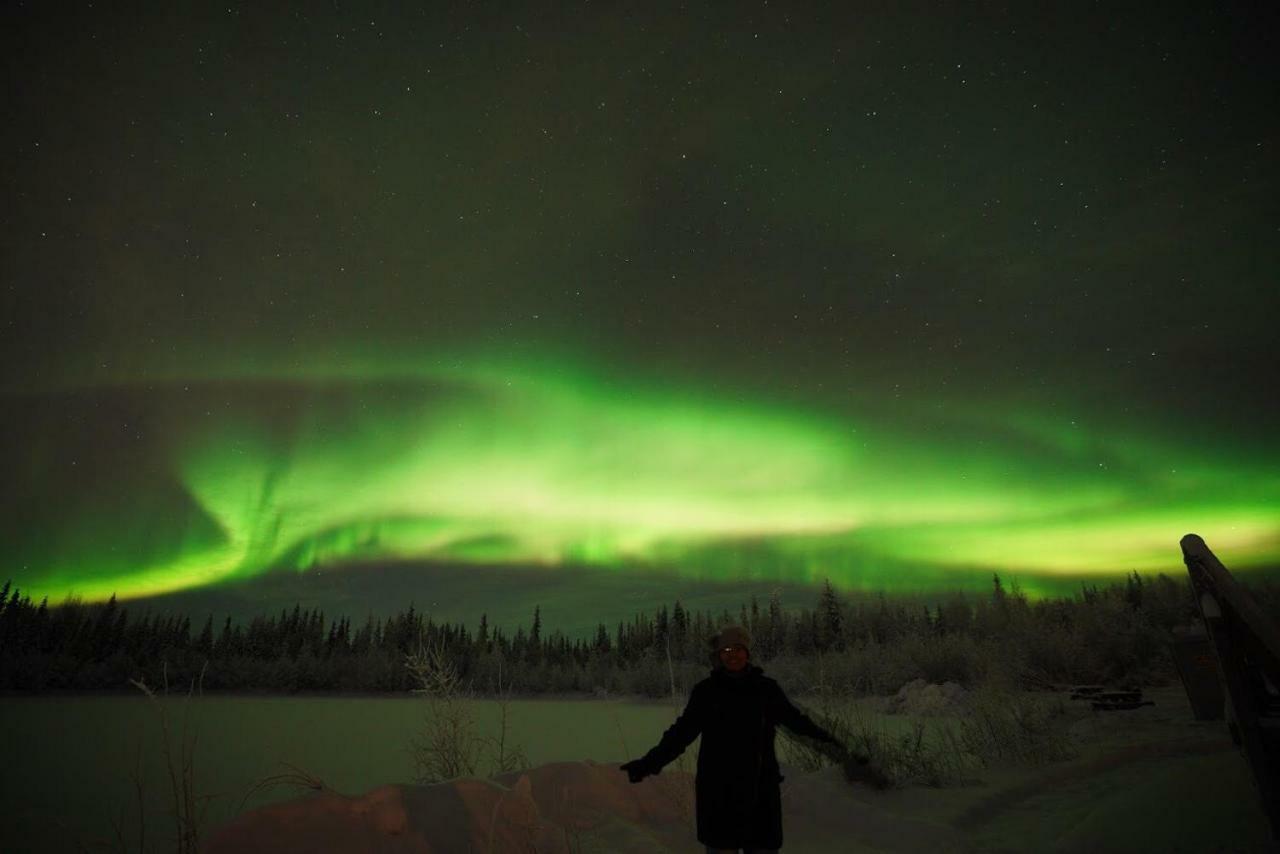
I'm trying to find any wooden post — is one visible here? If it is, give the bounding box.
[1182,533,1280,840]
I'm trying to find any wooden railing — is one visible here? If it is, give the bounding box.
[1182,533,1280,839]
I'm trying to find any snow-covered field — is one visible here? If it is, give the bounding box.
[1,687,1272,852]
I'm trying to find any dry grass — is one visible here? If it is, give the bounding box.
[951,682,1076,767]
[778,654,1076,789]
[236,762,329,813]
[855,686,1074,787]
[124,661,213,854]
[86,660,330,854]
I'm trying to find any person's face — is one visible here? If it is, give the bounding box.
[719,643,749,672]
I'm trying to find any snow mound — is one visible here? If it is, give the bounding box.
[203,760,697,854]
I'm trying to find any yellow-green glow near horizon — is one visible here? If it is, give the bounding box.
[13,360,1280,603]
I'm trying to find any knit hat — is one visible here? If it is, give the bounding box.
[715,625,752,651]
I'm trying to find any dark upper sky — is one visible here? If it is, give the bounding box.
[4,2,1276,413]
[1,2,1277,618]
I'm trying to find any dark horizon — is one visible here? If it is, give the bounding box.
[10,550,1273,646]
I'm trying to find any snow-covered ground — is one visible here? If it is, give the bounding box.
[204,686,1276,853]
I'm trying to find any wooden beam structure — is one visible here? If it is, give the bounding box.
[1181,533,1280,840]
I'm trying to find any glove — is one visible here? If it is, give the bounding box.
[824,739,852,764]
[841,753,891,790]
[620,758,657,783]
[821,737,890,790]
[812,735,852,767]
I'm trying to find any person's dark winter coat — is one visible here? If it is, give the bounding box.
[622,659,840,850]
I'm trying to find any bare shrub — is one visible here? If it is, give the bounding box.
[844,708,976,788]
[900,634,981,685]
[956,682,1075,766]
[779,663,1072,788]
[127,660,213,854]
[778,652,849,772]
[839,640,931,695]
[777,653,893,788]
[408,636,480,782]
[407,636,527,783]
[477,655,528,776]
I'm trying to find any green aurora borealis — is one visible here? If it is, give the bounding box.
[7,356,1278,605]
[2,3,1277,613]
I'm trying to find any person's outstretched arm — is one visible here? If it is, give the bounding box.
[770,682,891,789]
[770,683,839,744]
[620,684,706,782]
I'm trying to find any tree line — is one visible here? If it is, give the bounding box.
[0,571,1260,696]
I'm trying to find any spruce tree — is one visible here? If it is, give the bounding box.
[767,591,784,658]
[671,601,687,659]
[512,625,527,662]
[528,606,542,664]
[1125,571,1144,609]
[197,614,215,656]
[817,578,843,651]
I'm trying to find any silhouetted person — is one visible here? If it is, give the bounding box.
[621,625,877,853]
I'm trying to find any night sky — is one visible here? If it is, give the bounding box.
[2,2,1277,629]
